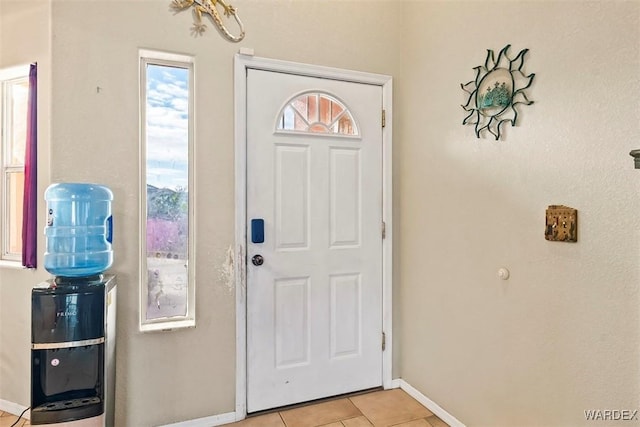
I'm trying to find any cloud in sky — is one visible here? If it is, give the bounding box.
[146,65,189,190]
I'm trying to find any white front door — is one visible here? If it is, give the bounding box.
[246,68,384,413]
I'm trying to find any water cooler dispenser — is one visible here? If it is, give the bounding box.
[31,183,116,426]
[31,276,116,426]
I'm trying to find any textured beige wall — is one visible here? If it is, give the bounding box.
[0,0,51,407]
[397,1,640,426]
[46,1,401,426]
[2,1,639,426]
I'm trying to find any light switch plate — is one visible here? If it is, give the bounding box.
[545,205,577,242]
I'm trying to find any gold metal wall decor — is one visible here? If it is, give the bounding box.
[461,45,535,140]
[171,0,245,42]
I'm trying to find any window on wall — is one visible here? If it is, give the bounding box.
[139,50,195,331]
[277,92,358,136]
[0,65,29,263]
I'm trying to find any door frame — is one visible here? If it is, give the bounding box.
[233,53,393,420]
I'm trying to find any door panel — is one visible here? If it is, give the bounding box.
[275,145,309,250]
[246,69,383,412]
[275,276,310,367]
[330,273,361,358]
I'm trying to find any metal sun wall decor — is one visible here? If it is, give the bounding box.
[171,0,245,42]
[461,45,535,140]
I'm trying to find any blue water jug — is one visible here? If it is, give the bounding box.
[44,183,113,277]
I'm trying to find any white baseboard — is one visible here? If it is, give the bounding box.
[395,379,466,427]
[389,378,402,389]
[159,411,237,427]
[0,399,30,420]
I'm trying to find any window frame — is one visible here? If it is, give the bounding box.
[0,64,29,266]
[139,49,196,332]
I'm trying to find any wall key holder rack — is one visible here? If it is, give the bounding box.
[545,205,577,242]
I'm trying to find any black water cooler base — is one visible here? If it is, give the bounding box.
[31,398,103,425]
[31,275,116,426]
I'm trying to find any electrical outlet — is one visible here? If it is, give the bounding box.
[545,205,577,242]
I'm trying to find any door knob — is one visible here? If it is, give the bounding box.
[251,254,264,266]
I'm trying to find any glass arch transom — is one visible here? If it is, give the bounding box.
[277,92,359,136]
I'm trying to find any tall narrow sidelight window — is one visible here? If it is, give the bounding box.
[139,50,195,331]
[0,65,29,264]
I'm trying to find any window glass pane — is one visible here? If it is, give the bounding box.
[319,95,331,124]
[282,105,295,130]
[6,170,24,255]
[145,63,190,320]
[276,92,359,136]
[292,97,308,121]
[293,110,308,131]
[307,94,318,123]
[310,123,328,133]
[330,100,344,121]
[338,114,356,135]
[7,79,28,166]
[1,71,28,261]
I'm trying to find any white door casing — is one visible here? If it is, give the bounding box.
[234,54,393,419]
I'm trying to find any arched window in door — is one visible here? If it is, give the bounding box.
[276,92,359,136]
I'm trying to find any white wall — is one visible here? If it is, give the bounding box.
[397,1,640,426]
[0,0,51,408]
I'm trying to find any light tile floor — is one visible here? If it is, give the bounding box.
[230,389,450,427]
[0,389,449,427]
[0,410,30,427]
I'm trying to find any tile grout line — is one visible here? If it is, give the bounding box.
[277,410,287,427]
